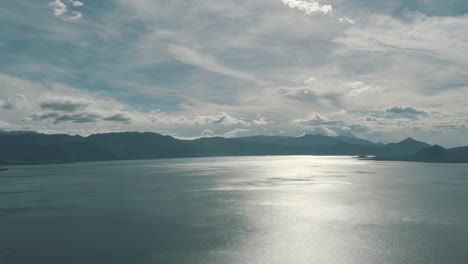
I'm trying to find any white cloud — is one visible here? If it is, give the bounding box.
[252,117,273,126]
[280,0,333,15]
[0,120,16,130]
[193,113,252,127]
[1,94,27,110]
[4,1,468,146]
[291,112,340,126]
[70,0,84,7]
[201,129,214,136]
[339,17,356,25]
[49,0,83,21]
[168,45,258,83]
[49,0,67,16]
[65,11,82,21]
[335,13,468,65]
[224,128,249,138]
[341,81,382,96]
[304,76,317,84]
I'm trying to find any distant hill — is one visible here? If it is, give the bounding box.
[0,132,466,165]
[239,134,378,147]
[374,137,432,158]
[402,145,468,163]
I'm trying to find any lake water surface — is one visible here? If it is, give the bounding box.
[1,156,468,264]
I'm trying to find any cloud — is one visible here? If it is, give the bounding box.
[0,120,16,130]
[291,112,342,126]
[341,81,382,96]
[69,0,83,7]
[49,0,67,16]
[334,13,468,74]
[32,112,101,124]
[102,113,133,124]
[279,87,342,106]
[339,17,356,25]
[32,111,134,125]
[304,76,317,84]
[307,126,338,137]
[280,0,333,15]
[193,112,252,127]
[168,45,258,83]
[224,128,249,138]
[1,94,27,110]
[252,117,273,126]
[31,93,135,125]
[49,0,83,21]
[386,106,429,118]
[149,111,263,127]
[201,129,214,136]
[39,96,90,112]
[65,11,82,21]
[2,1,468,146]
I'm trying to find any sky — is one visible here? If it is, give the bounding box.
[0,0,467,147]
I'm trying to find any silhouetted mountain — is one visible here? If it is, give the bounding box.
[0,130,39,135]
[402,145,468,163]
[239,134,378,148]
[0,132,466,165]
[375,137,432,158]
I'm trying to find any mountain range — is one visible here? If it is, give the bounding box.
[0,131,467,165]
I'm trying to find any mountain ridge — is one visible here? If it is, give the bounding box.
[0,131,466,165]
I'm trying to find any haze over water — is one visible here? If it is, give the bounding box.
[1,156,468,264]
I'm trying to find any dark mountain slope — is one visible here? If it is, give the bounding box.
[0,132,466,164]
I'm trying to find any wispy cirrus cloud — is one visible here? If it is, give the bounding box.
[168,45,259,83]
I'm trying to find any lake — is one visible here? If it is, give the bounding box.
[1,156,468,264]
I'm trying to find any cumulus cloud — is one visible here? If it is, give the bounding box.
[280,0,333,15]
